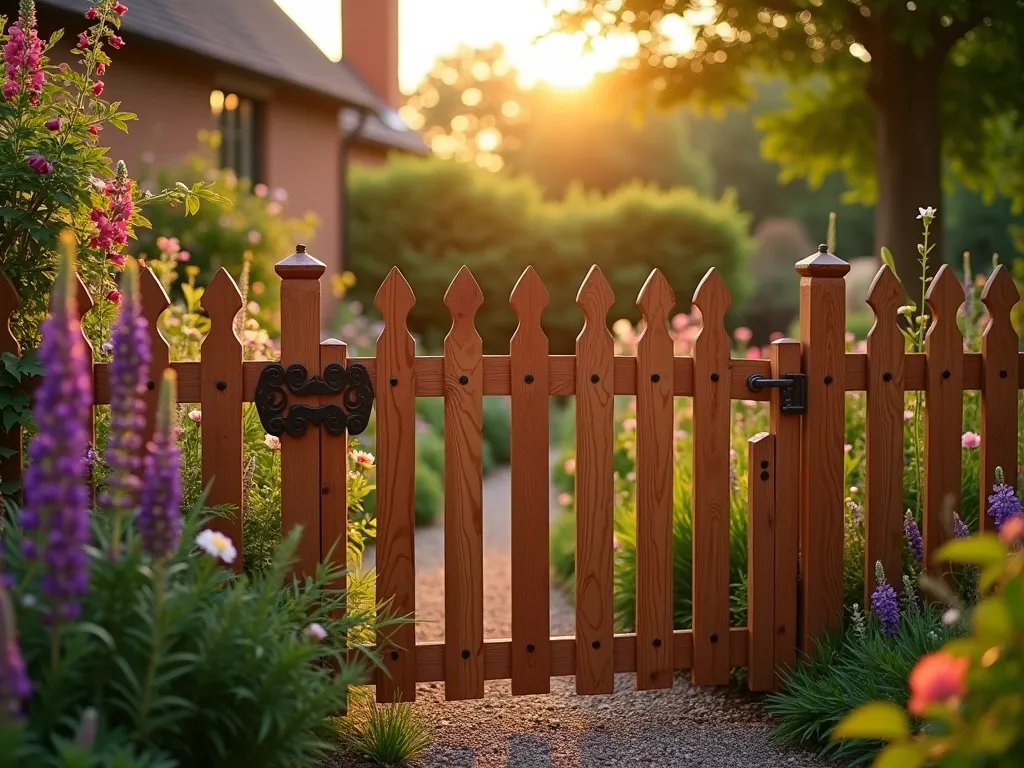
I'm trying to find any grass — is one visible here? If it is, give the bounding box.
[335,690,433,767]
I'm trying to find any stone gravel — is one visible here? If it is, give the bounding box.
[334,464,827,767]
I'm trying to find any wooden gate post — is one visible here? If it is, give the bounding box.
[276,244,325,579]
[796,245,849,650]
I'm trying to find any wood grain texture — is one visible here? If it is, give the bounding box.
[275,250,325,580]
[769,339,801,681]
[319,340,349,578]
[199,269,244,568]
[924,266,965,572]
[0,271,22,490]
[443,266,485,701]
[509,267,551,695]
[349,628,750,685]
[635,269,676,691]
[691,268,732,686]
[796,252,849,650]
[87,350,1019,404]
[747,432,775,692]
[980,266,1020,531]
[139,268,170,450]
[74,276,95,501]
[864,266,906,602]
[373,268,419,703]
[574,266,616,695]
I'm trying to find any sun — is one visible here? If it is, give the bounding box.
[514,30,640,89]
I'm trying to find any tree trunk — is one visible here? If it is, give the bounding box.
[869,41,945,297]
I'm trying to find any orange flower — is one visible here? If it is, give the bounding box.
[908,651,969,716]
[999,515,1024,545]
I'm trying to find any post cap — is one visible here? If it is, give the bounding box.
[275,244,326,279]
[795,244,850,278]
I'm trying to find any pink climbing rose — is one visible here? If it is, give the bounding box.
[961,432,981,450]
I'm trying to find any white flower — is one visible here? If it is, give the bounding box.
[196,529,237,564]
[942,608,960,626]
[188,409,202,423]
[264,434,281,450]
[917,206,937,220]
[305,623,328,641]
[351,450,375,468]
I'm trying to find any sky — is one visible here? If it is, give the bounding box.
[275,0,668,91]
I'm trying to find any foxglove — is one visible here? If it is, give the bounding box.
[100,260,149,514]
[871,561,900,638]
[21,233,92,620]
[136,371,182,559]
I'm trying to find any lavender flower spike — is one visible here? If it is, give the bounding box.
[100,259,150,514]
[871,561,900,638]
[904,510,924,564]
[136,370,182,559]
[987,466,1022,531]
[0,585,31,722]
[952,512,970,539]
[21,231,92,621]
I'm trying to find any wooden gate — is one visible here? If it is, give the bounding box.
[2,242,1020,701]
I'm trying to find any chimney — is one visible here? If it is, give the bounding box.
[341,0,401,109]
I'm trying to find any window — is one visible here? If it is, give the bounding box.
[210,90,262,182]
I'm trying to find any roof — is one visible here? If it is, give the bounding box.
[341,107,429,155]
[36,0,382,111]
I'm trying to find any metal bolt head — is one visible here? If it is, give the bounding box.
[710,372,720,382]
[591,640,601,650]
[391,650,399,661]
[461,649,470,660]
[1000,369,1009,379]
[823,375,833,385]
[459,374,469,385]
[526,643,535,654]
[524,373,534,384]
[760,470,770,481]
[390,376,398,387]
[147,380,156,391]
[942,369,951,380]
[651,373,660,383]
[882,372,892,383]
[652,638,662,648]
[591,373,600,384]
[216,380,228,391]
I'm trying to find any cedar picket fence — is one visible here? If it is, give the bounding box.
[0,244,1021,700]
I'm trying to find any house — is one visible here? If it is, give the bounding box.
[16,0,426,287]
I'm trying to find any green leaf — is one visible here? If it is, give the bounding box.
[973,597,1013,642]
[65,621,115,649]
[186,194,201,216]
[876,742,925,768]
[832,701,910,742]
[935,534,1007,566]
[1,353,22,381]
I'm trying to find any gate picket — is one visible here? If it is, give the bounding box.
[443,266,485,701]
[374,268,419,703]
[574,266,616,695]
[980,266,1020,530]
[691,269,732,686]
[139,267,170,451]
[747,432,775,692]
[635,269,675,691]
[509,267,551,695]
[924,266,964,572]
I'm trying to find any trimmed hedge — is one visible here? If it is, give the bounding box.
[349,157,754,354]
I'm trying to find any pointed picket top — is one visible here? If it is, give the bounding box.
[575,265,615,330]
[509,266,549,330]
[0,271,19,356]
[636,268,676,323]
[981,265,1020,319]
[865,264,903,315]
[375,267,417,321]
[925,264,966,325]
[201,268,243,325]
[443,265,484,320]
[691,267,732,329]
[74,274,94,322]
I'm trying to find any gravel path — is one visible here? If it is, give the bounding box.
[339,464,827,767]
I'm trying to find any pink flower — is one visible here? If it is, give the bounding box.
[961,432,981,450]
[622,418,637,432]
[558,492,572,507]
[254,183,268,197]
[999,516,1024,544]
[908,652,969,716]
[671,314,688,331]
[25,154,52,174]
[188,410,202,424]
[564,458,576,475]
[613,537,620,552]
[247,229,262,244]
[844,444,853,453]
[263,434,281,450]
[107,290,122,304]
[904,410,915,422]
[85,7,98,19]
[305,622,327,642]
[58,62,68,73]
[768,331,784,342]
[96,61,106,76]
[3,5,46,102]
[745,346,762,359]
[350,449,375,468]
[77,31,90,49]
[92,80,104,95]
[88,124,100,135]
[178,250,190,262]
[89,162,134,251]
[108,251,126,268]
[114,2,129,15]
[733,326,753,343]
[109,35,125,50]
[44,117,61,131]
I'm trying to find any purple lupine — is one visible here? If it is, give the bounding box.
[21,235,92,621]
[0,586,31,721]
[100,261,150,513]
[136,371,182,559]
[953,512,970,539]
[987,467,1022,531]
[871,561,900,638]
[904,510,924,564]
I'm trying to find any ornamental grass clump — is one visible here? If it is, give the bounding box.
[0,235,399,766]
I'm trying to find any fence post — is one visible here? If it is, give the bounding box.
[796,245,849,650]
[0,272,21,494]
[276,244,325,579]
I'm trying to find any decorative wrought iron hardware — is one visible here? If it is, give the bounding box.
[255,362,374,438]
[746,373,806,415]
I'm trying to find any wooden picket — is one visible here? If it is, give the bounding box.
[139,268,170,452]
[74,275,96,502]
[442,266,485,701]
[5,235,1024,702]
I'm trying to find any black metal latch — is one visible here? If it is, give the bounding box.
[746,373,806,415]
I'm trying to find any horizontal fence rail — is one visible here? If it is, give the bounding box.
[2,246,1021,702]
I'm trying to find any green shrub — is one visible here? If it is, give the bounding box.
[482,397,511,465]
[349,156,754,354]
[413,462,444,527]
